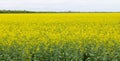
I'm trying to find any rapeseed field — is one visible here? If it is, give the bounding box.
[0,13,120,61]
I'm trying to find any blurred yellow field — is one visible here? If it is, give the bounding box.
[0,13,120,61]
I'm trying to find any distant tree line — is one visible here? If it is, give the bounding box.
[0,10,120,13]
[0,10,36,13]
[0,10,73,13]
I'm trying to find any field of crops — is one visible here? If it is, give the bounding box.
[0,13,120,61]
